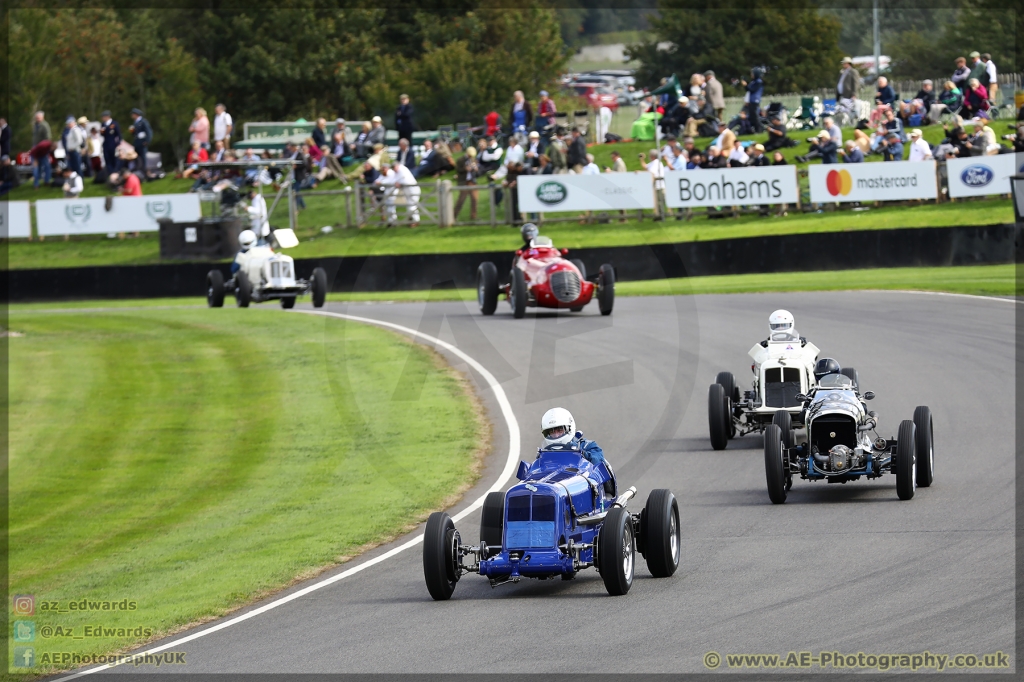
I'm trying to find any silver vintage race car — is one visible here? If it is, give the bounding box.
[763,370,934,503]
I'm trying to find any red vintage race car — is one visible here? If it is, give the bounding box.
[476,235,615,318]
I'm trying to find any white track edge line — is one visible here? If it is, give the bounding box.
[54,308,521,680]
[869,289,1022,305]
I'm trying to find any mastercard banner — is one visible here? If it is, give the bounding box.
[808,162,938,203]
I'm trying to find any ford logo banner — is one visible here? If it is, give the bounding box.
[960,165,994,187]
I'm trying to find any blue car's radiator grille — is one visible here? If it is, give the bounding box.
[549,270,581,303]
[506,521,555,548]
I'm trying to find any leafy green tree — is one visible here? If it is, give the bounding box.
[628,0,844,94]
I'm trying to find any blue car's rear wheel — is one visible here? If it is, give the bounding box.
[598,507,634,595]
[423,512,459,600]
[480,492,504,556]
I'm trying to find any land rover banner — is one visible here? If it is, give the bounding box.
[517,174,655,212]
[945,154,1023,198]
[1,201,32,239]
[664,166,799,208]
[808,161,938,203]
[35,194,201,237]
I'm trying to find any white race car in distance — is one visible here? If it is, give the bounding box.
[206,229,327,309]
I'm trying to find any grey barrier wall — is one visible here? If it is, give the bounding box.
[6,223,1020,302]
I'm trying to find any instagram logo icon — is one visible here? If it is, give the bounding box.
[12,595,35,616]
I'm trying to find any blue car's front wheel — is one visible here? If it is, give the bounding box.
[424,512,460,601]
[598,507,635,596]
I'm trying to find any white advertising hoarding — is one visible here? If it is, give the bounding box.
[2,201,32,239]
[808,162,938,203]
[35,194,202,237]
[945,154,1023,198]
[664,166,799,208]
[517,173,655,212]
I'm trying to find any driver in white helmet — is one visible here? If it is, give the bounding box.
[540,407,616,493]
[760,309,808,347]
[231,229,257,275]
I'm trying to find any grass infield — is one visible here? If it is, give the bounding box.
[7,308,486,676]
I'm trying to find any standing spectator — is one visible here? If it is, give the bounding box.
[566,127,586,173]
[748,143,769,166]
[967,51,987,85]
[395,94,414,143]
[128,108,152,177]
[368,115,387,148]
[0,118,9,158]
[375,160,420,227]
[907,129,933,161]
[582,153,600,175]
[547,132,567,173]
[951,57,971,90]
[524,130,543,170]
[211,139,226,162]
[75,117,92,177]
[395,137,415,170]
[87,127,104,177]
[31,111,53,188]
[311,118,328,150]
[63,116,85,175]
[213,104,233,148]
[0,155,20,196]
[536,91,556,132]
[875,76,895,108]
[609,150,627,172]
[331,118,350,158]
[484,110,501,136]
[189,108,210,149]
[963,78,990,118]
[838,140,864,163]
[453,146,480,220]
[739,67,764,133]
[879,131,904,161]
[981,53,998,104]
[99,110,121,175]
[509,90,533,141]
[704,71,725,121]
[504,135,525,169]
[62,167,83,198]
[836,57,863,109]
[645,149,665,219]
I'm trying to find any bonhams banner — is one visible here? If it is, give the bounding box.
[2,201,32,239]
[517,173,655,212]
[35,194,202,236]
[945,154,1023,198]
[664,166,799,208]
[808,162,938,203]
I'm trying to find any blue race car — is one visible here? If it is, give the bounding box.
[423,442,680,599]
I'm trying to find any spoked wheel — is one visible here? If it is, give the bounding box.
[643,489,680,578]
[895,419,917,501]
[423,512,460,600]
[206,270,225,308]
[509,267,527,318]
[477,262,499,315]
[708,383,730,451]
[913,406,934,488]
[598,507,634,595]
[764,424,788,504]
[597,264,615,316]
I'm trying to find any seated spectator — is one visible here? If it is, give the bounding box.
[868,103,891,127]
[62,167,83,197]
[906,129,933,161]
[730,109,756,136]
[962,79,990,119]
[353,122,373,159]
[710,123,736,155]
[685,152,703,169]
[795,130,838,163]
[582,153,600,175]
[683,97,717,138]
[879,131,904,161]
[838,140,864,163]
[747,143,769,166]
[537,153,554,175]
[727,139,749,166]
[934,81,963,122]
[704,146,727,168]
[951,57,971,91]
[851,129,872,154]
[771,151,787,165]
[763,115,794,152]
[900,80,936,123]
[211,139,226,162]
[305,139,323,163]
[524,130,543,170]
[883,108,905,142]
[822,116,842,145]
[868,125,889,154]
[414,139,454,179]
[943,126,972,158]
[968,120,999,155]
[367,116,387,148]
[875,76,896,108]
[478,136,503,173]
[331,119,351,160]
[182,141,208,179]
[0,155,20,195]
[117,171,143,196]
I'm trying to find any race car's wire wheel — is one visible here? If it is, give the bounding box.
[895,419,917,501]
[598,507,634,596]
[550,269,581,303]
[510,267,527,319]
[480,491,504,556]
[310,267,328,308]
[235,271,252,308]
[913,406,934,488]
[772,410,794,448]
[280,297,296,309]
[477,262,499,315]
[643,489,680,578]
[423,512,459,600]
[206,270,225,308]
[764,424,788,504]
[708,383,730,451]
[597,264,615,316]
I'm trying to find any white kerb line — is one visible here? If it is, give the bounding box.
[55,308,521,680]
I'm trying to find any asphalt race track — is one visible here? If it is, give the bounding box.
[65,291,1016,677]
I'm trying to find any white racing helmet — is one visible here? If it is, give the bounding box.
[541,407,576,446]
[768,309,795,334]
[238,229,257,252]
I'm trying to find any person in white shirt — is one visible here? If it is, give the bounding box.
[981,53,998,104]
[479,136,503,172]
[62,168,83,197]
[728,140,749,166]
[907,129,933,162]
[504,137,525,167]
[245,189,269,236]
[581,153,600,175]
[213,104,233,148]
[646,149,665,219]
[822,116,843,146]
[87,127,104,174]
[375,161,420,226]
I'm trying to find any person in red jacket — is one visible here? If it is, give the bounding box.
[121,171,142,196]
